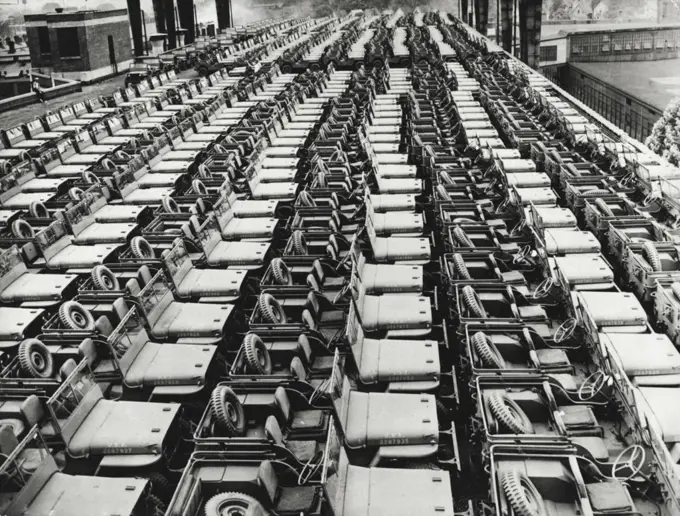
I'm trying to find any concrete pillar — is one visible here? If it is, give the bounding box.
[152,0,166,33]
[500,0,512,52]
[519,0,542,69]
[216,0,233,31]
[518,0,526,62]
[165,0,177,49]
[126,0,144,56]
[177,0,195,44]
[474,0,488,35]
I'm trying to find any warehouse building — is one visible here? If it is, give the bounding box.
[24,8,133,83]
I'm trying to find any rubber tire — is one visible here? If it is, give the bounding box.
[298,190,316,207]
[582,189,611,197]
[91,265,120,291]
[28,201,49,218]
[68,187,85,201]
[500,470,547,516]
[18,338,54,378]
[271,258,292,285]
[471,332,506,369]
[440,170,455,185]
[462,285,487,318]
[292,230,307,255]
[642,241,662,272]
[210,386,246,436]
[488,393,534,434]
[243,333,272,374]
[147,473,172,503]
[452,226,474,248]
[594,197,614,217]
[11,219,34,239]
[317,169,328,188]
[162,196,180,214]
[436,184,451,201]
[192,179,208,196]
[203,492,266,516]
[145,493,167,516]
[58,301,95,331]
[130,236,154,259]
[82,171,100,184]
[451,253,471,280]
[258,293,287,324]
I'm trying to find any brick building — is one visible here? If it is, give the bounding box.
[24,9,133,83]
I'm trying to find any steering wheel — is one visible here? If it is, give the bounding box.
[513,245,534,266]
[332,282,351,305]
[335,233,358,271]
[578,371,609,401]
[554,318,577,344]
[611,444,646,481]
[642,192,659,207]
[510,218,527,237]
[532,278,555,299]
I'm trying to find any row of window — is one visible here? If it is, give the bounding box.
[37,26,81,58]
[571,30,680,56]
[540,45,558,62]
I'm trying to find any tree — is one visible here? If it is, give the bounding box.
[646,98,680,167]
[548,0,565,18]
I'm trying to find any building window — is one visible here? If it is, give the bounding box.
[37,26,51,54]
[540,45,558,61]
[56,28,80,58]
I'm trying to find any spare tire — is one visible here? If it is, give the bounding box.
[28,201,49,219]
[81,171,100,184]
[204,492,267,516]
[192,179,208,196]
[68,187,85,201]
[91,265,120,291]
[18,338,54,378]
[11,219,34,239]
[642,241,662,273]
[298,190,316,207]
[452,226,474,248]
[258,293,287,324]
[488,393,534,434]
[58,301,95,331]
[102,158,117,171]
[451,253,471,280]
[210,386,246,436]
[270,258,292,285]
[161,196,180,214]
[471,332,506,369]
[440,170,455,185]
[243,333,272,375]
[130,236,154,259]
[291,230,307,255]
[500,470,547,516]
[462,285,487,318]
[436,184,451,201]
